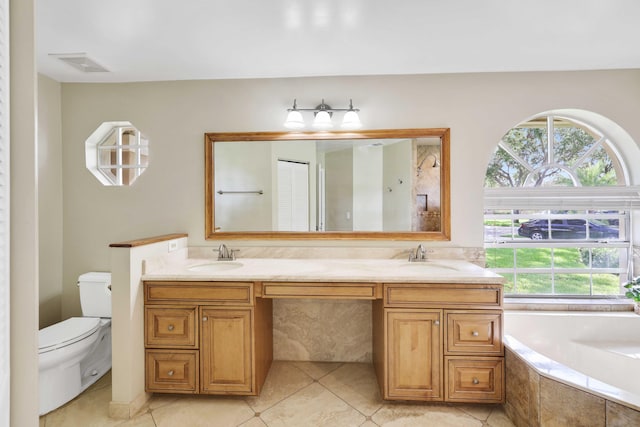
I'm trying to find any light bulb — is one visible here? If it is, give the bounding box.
[284,110,305,129]
[312,110,333,129]
[341,110,362,129]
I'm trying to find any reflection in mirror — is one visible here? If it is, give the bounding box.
[205,129,450,240]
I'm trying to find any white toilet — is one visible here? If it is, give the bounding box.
[38,272,113,415]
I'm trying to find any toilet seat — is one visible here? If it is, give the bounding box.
[39,317,101,354]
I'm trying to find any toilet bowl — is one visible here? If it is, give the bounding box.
[38,272,112,415]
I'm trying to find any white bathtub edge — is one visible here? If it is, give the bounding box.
[504,334,640,412]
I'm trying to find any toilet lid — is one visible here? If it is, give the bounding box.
[39,317,101,353]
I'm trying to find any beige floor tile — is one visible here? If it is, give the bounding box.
[458,404,495,421]
[145,393,184,412]
[41,362,520,427]
[260,382,366,427]
[116,413,156,427]
[246,361,315,413]
[151,396,254,427]
[373,403,483,427]
[486,406,516,427]
[238,416,268,427]
[292,361,344,380]
[44,385,121,427]
[90,370,113,392]
[319,363,383,416]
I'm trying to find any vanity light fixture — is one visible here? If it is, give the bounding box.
[284,99,362,130]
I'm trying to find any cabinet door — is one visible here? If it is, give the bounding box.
[200,307,253,394]
[386,309,443,400]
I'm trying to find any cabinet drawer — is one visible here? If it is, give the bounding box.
[146,350,199,393]
[445,357,504,403]
[385,284,502,309]
[145,306,197,348]
[145,281,254,306]
[263,282,378,299]
[446,311,503,355]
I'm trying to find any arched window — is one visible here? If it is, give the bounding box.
[483,114,638,297]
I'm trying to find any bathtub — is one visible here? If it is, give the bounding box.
[504,311,640,423]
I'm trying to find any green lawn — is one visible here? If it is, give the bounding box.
[486,247,621,295]
[484,219,513,227]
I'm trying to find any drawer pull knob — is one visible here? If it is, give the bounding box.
[202,316,208,321]
[167,370,174,377]
[472,377,480,385]
[472,331,479,337]
[434,320,440,326]
[167,324,175,331]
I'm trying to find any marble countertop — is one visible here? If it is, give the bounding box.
[142,257,504,284]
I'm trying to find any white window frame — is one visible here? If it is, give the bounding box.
[484,208,632,296]
[85,121,149,186]
[484,115,639,297]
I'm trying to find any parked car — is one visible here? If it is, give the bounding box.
[517,219,619,240]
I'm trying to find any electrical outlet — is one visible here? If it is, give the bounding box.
[168,241,178,252]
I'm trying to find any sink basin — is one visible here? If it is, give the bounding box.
[399,262,459,272]
[188,262,243,272]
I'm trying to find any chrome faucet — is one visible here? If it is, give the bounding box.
[408,244,427,262]
[216,243,236,261]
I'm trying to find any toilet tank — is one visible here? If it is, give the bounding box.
[77,272,112,317]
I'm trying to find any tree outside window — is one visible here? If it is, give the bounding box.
[484,116,630,297]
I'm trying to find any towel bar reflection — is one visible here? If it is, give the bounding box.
[217,190,264,195]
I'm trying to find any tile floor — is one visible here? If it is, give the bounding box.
[40,361,515,427]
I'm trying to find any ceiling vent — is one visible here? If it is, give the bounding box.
[49,53,109,73]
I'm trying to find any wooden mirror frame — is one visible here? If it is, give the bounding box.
[205,128,450,240]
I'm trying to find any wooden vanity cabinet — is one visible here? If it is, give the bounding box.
[373,283,504,404]
[143,281,273,396]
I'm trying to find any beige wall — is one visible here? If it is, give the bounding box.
[59,70,640,317]
[10,0,39,424]
[38,74,63,328]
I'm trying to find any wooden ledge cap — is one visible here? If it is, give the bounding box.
[110,233,188,248]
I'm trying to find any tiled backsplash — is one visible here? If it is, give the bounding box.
[188,245,485,265]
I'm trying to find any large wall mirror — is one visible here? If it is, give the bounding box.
[205,128,450,240]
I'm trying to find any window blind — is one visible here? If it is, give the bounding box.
[484,186,640,210]
[0,0,10,423]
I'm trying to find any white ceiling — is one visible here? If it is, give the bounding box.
[37,0,640,83]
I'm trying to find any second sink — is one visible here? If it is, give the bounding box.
[188,262,243,272]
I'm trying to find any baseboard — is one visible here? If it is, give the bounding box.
[109,391,151,419]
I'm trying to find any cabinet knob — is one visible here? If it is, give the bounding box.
[434,320,440,326]
[472,377,480,385]
[167,370,174,377]
[202,316,208,321]
[167,324,175,331]
[472,331,479,337]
